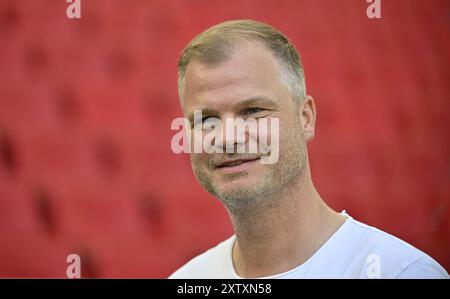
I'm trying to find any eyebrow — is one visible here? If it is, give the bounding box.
[187,95,278,122]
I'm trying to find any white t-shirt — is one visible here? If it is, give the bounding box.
[169,211,449,279]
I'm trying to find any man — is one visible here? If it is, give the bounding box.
[169,20,448,278]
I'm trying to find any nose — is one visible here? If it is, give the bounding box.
[214,116,250,154]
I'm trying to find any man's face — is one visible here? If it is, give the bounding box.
[182,41,310,213]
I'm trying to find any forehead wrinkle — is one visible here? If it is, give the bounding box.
[196,75,247,95]
[185,42,275,94]
[183,41,290,115]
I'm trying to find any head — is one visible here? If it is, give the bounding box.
[177,20,316,215]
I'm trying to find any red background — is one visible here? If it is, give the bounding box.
[0,0,449,278]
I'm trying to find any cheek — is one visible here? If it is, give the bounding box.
[254,117,281,149]
[280,113,302,137]
[276,120,303,155]
[190,152,209,167]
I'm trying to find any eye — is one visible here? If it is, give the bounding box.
[245,107,264,115]
[192,115,213,126]
[191,115,218,129]
[201,116,215,123]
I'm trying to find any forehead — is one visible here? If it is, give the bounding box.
[183,41,288,113]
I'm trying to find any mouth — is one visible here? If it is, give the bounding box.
[214,157,261,174]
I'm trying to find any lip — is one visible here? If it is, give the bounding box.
[214,157,260,174]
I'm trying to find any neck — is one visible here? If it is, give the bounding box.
[228,165,345,278]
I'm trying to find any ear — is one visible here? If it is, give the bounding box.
[299,95,316,142]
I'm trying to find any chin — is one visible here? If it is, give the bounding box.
[215,174,262,194]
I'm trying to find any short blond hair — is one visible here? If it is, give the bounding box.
[177,19,306,106]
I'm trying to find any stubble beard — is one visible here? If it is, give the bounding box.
[191,125,307,217]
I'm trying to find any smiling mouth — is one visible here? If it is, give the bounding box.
[216,157,260,167]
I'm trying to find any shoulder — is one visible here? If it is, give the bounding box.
[344,218,449,278]
[168,235,234,279]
